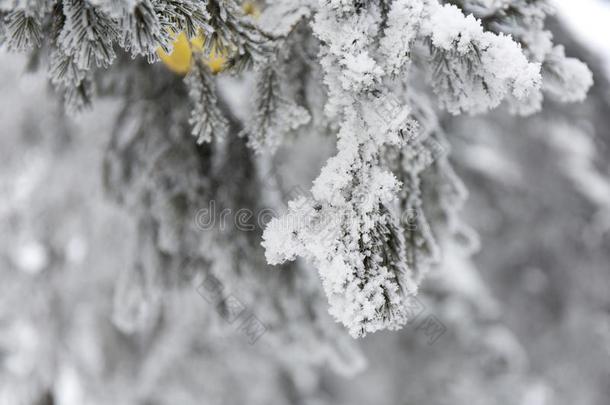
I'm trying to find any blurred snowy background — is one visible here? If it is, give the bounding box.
[1,1,610,405]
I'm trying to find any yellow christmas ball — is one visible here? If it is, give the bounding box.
[157,32,193,75]
[157,3,259,75]
[157,32,228,75]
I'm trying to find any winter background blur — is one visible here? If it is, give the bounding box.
[1,1,609,404]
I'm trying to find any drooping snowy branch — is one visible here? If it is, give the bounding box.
[262,0,554,337]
